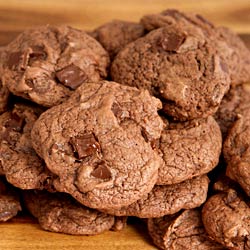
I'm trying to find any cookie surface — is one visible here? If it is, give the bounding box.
[1,25,109,107]
[23,190,115,235]
[202,189,250,249]
[0,177,21,221]
[141,9,250,85]
[91,20,145,59]
[111,24,230,121]
[101,175,209,218]
[157,116,221,185]
[31,81,164,210]
[148,209,225,250]
[0,103,53,190]
[215,83,250,137]
[223,110,250,195]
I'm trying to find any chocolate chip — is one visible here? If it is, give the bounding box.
[220,60,229,73]
[91,163,111,180]
[5,113,24,132]
[28,46,47,65]
[56,64,87,90]
[159,33,186,52]
[111,102,123,118]
[6,52,23,70]
[70,133,101,159]
[141,128,149,142]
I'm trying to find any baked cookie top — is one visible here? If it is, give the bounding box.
[1,25,110,107]
[31,81,164,210]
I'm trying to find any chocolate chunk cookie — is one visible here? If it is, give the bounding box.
[101,175,209,218]
[31,81,164,210]
[91,20,145,59]
[1,25,109,107]
[157,116,221,185]
[202,189,250,249]
[141,9,250,85]
[0,103,53,190]
[215,83,250,138]
[148,209,225,250]
[111,24,230,121]
[23,190,115,235]
[0,177,21,221]
[223,109,250,195]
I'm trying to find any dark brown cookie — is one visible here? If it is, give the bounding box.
[141,9,250,85]
[202,189,250,249]
[0,177,21,221]
[215,83,250,138]
[223,110,250,196]
[31,81,164,210]
[0,103,54,190]
[1,25,109,107]
[101,175,209,218]
[111,24,230,121]
[148,209,226,250]
[91,20,145,59]
[157,116,221,185]
[23,190,115,235]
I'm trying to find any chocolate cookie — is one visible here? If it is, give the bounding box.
[101,175,209,218]
[31,81,164,210]
[23,190,115,235]
[111,24,230,121]
[0,177,21,221]
[215,83,250,137]
[0,103,53,190]
[157,116,221,185]
[91,20,145,59]
[202,189,250,249]
[1,25,109,107]
[140,9,250,85]
[223,110,250,196]
[148,209,225,250]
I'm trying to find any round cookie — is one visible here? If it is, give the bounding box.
[111,24,230,121]
[31,81,164,210]
[223,109,250,195]
[0,103,54,190]
[157,116,221,185]
[23,190,115,235]
[215,83,250,138]
[101,175,209,218]
[91,20,145,59]
[148,209,225,250]
[140,9,250,85]
[0,177,21,221]
[1,25,109,107]
[202,189,250,249]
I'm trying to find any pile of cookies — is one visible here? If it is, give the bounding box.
[0,9,250,249]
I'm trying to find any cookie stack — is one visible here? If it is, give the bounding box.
[0,9,250,249]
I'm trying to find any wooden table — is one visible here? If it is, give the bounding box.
[0,1,250,249]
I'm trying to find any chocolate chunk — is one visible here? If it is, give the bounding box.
[70,133,101,159]
[159,33,186,52]
[5,113,24,132]
[111,102,123,118]
[6,52,22,70]
[28,46,47,65]
[56,64,87,90]
[91,163,111,180]
[220,60,229,73]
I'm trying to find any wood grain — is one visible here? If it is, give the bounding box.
[0,1,250,249]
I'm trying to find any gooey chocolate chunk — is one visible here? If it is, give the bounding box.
[28,46,47,65]
[5,113,24,132]
[160,33,186,52]
[56,64,87,90]
[91,163,111,180]
[70,133,101,159]
[6,52,23,70]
